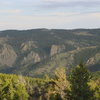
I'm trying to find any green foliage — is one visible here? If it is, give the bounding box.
[69,63,95,100]
[0,74,29,100]
[92,71,100,80]
[53,67,69,100]
[0,78,15,100]
[0,64,99,100]
[89,79,100,100]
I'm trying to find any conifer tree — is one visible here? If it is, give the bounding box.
[69,63,95,100]
[53,67,69,100]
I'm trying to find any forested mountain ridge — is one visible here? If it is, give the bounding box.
[0,29,100,77]
[0,65,99,100]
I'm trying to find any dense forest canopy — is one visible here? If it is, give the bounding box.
[0,64,100,100]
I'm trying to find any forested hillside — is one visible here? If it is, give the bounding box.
[0,29,100,77]
[0,64,99,100]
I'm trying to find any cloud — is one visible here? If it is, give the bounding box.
[39,0,100,9]
[42,0,66,2]
[0,0,100,30]
[0,11,100,30]
[32,12,80,17]
[42,0,100,3]
[0,9,22,14]
[0,1,13,7]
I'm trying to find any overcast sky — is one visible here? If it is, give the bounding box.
[0,0,100,30]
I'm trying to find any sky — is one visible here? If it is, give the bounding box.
[0,0,100,30]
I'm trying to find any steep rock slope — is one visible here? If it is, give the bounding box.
[0,38,17,67]
[0,29,100,77]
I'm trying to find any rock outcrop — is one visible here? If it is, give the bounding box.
[22,51,41,64]
[86,58,95,65]
[0,44,17,66]
[21,41,37,51]
[86,53,100,65]
[50,45,65,56]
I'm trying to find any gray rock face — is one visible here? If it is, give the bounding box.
[50,45,65,56]
[21,41,37,52]
[0,37,8,44]
[86,53,100,65]
[0,29,99,76]
[22,51,41,64]
[86,58,95,65]
[0,44,17,66]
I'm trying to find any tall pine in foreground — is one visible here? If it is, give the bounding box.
[69,63,95,100]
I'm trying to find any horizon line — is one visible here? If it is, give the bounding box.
[0,27,100,31]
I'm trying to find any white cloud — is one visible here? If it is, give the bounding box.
[42,0,66,2]
[32,12,80,17]
[49,12,80,16]
[41,0,99,3]
[0,11,100,30]
[42,0,99,2]
[0,9,22,14]
[39,0,100,9]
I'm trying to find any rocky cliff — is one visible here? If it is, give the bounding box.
[0,29,99,77]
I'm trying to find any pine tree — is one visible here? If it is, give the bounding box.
[69,63,95,100]
[53,67,69,100]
